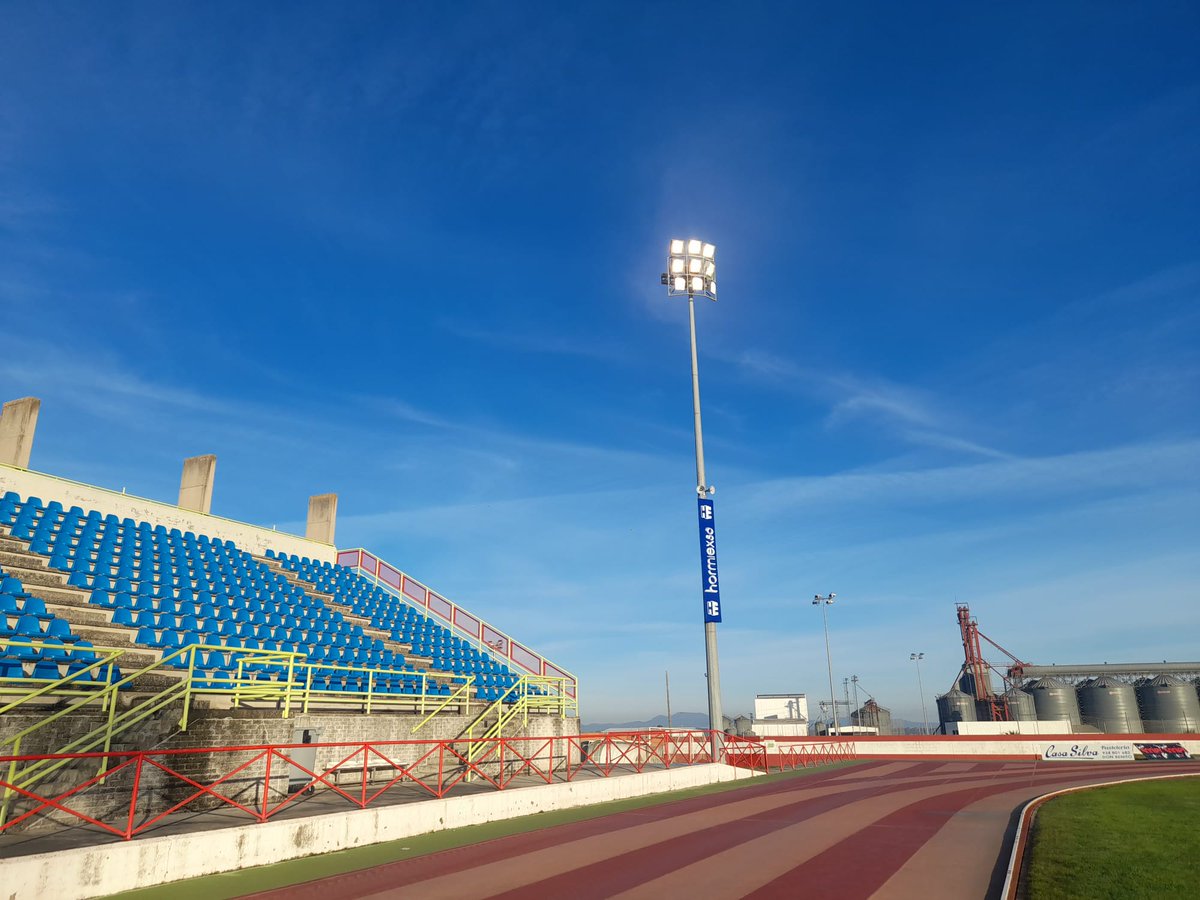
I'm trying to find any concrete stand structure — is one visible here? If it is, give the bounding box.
[177,454,217,514]
[0,397,41,469]
[306,493,338,545]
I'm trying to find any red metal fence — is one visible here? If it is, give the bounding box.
[0,730,853,841]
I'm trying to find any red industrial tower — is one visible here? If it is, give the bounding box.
[956,604,1027,721]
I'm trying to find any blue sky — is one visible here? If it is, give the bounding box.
[2,3,1197,724]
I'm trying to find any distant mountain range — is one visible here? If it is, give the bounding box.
[582,712,712,732]
[583,712,932,734]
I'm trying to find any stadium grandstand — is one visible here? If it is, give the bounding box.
[0,397,582,844]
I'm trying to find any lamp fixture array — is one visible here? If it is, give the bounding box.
[661,238,717,300]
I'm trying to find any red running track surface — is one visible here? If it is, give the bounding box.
[239,759,1200,900]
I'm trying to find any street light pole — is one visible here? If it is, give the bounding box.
[910,652,930,735]
[663,239,723,758]
[814,593,838,735]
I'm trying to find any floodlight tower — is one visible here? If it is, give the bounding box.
[813,593,838,735]
[661,239,723,756]
[910,652,930,735]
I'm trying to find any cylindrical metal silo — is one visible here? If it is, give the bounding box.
[1003,687,1037,721]
[1026,677,1081,729]
[959,671,994,698]
[850,701,893,735]
[1136,675,1200,733]
[1077,676,1143,733]
[937,688,977,725]
[974,699,996,722]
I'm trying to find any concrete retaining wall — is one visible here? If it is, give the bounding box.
[0,463,335,562]
[0,705,580,833]
[4,763,757,899]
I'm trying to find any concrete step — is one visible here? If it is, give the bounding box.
[0,549,47,570]
[261,558,421,655]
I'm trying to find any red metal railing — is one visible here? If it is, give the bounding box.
[0,730,853,840]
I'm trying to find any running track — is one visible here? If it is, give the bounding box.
[243,759,1200,900]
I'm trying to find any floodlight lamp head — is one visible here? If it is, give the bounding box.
[664,238,717,300]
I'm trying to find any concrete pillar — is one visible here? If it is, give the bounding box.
[0,397,41,469]
[306,493,338,545]
[178,455,217,514]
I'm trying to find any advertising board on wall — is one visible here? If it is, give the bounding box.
[1041,743,1135,762]
[1133,742,1192,761]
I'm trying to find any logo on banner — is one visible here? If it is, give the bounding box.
[1134,742,1192,761]
[697,498,722,623]
[1042,743,1135,762]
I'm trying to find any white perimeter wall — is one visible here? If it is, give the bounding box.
[0,464,335,563]
[839,735,1200,758]
[5,763,757,900]
[947,720,1071,735]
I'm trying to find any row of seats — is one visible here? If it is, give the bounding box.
[274,551,519,690]
[2,493,484,699]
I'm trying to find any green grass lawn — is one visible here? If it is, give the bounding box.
[104,761,858,900]
[1027,775,1200,900]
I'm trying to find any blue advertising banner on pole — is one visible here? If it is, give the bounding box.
[697,498,722,623]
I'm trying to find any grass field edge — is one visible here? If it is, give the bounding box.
[1001,771,1200,900]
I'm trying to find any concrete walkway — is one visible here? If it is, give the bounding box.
[238,759,1200,900]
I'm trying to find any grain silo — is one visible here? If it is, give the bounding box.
[851,700,893,735]
[1025,677,1081,728]
[937,688,977,726]
[1136,675,1200,733]
[1002,687,1037,721]
[1077,676,1143,733]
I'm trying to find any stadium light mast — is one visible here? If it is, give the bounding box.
[814,593,838,735]
[910,652,930,734]
[661,238,723,757]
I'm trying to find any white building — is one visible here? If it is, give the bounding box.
[752,693,809,737]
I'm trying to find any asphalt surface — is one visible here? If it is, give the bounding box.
[239,759,1200,900]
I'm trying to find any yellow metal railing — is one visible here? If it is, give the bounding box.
[0,639,308,826]
[461,675,576,766]
[411,675,476,732]
[0,639,550,823]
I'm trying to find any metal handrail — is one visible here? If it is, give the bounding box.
[334,547,578,697]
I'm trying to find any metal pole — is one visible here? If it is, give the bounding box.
[843,677,851,728]
[852,675,860,732]
[915,657,930,735]
[665,670,672,731]
[820,600,837,735]
[688,292,723,756]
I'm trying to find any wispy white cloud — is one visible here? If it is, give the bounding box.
[437,319,632,364]
[725,347,1008,460]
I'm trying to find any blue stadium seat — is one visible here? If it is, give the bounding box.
[1,576,28,599]
[7,635,38,661]
[31,660,61,680]
[46,618,75,642]
[14,614,44,638]
[0,658,25,679]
